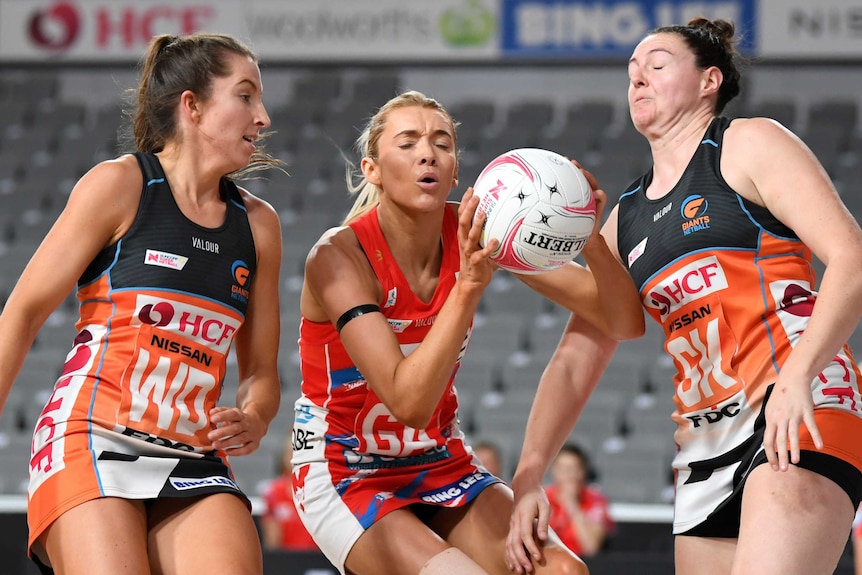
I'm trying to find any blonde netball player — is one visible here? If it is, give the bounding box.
[291,90,644,575]
[0,33,283,574]
[508,17,862,575]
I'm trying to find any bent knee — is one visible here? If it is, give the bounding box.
[544,546,589,575]
[562,558,589,575]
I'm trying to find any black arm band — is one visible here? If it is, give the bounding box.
[335,304,382,333]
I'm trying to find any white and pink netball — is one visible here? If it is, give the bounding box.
[472,148,596,274]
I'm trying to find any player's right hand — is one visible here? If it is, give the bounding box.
[506,482,551,573]
[569,159,608,247]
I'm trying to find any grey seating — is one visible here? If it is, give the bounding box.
[292,71,344,109]
[806,99,857,133]
[595,440,670,504]
[745,99,797,130]
[3,67,862,506]
[346,71,402,117]
[504,100,555,140]
[0,433,33,494]
[450,99,497,153]
[563,100,615,136]
[228,449,280,497]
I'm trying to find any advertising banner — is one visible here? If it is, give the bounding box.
[500,0,756,59]
[0,0,500,63]
[0,1,222,62]
[758,0,862,59]
[7,0,861,64]
[231,0,499,62]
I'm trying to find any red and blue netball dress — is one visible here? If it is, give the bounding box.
[292,204,500,573]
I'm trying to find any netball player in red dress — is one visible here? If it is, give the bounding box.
[292,90,644,575]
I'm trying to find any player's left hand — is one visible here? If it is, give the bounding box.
[507,476,551,573]
[762,378,822,471]
[458,186,499,290]
[207,406,266,455]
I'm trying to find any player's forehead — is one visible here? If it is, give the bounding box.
[383,106,454,139]
[214,52,263,91]
[630,32,688,62]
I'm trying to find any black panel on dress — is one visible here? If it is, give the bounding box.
[79,153,257,315]
[617,117,798,290]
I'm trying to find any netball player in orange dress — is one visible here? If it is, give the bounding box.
[0,34,283,574]
[508,18,862,575]
[291,90,644,575]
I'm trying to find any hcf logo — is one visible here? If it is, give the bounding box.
[28,2,81,51]
[645,255,728,319]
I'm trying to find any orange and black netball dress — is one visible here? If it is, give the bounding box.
[28,152,257,552]
[292,205,501,573]
[617,117,862,537]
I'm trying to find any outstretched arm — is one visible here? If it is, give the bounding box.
[516,167,644,341]
[0,157,140,417]
[506,314,618,573]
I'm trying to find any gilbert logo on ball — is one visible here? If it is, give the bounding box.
[472,148,595,274]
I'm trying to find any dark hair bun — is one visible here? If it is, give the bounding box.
[689,17,736,50]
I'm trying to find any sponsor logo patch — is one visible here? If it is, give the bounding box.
[170,476,238,491]
[418,471,492,504]
[644,256,728,319]
[628,237,648,267]
[145,249,188,271]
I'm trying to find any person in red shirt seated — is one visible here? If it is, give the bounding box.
[261,438,319,552]
[544,443,615,557]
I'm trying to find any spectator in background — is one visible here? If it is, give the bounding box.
[473,439,505,480]
[261,437,318,552]
[545,443,614,557]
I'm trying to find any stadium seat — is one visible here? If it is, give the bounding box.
[290,71,345,112]
[745,99,797,130]
[504,99,555,139]
[0,433,32,494]
[348,70,402,112]
[807,99,857,133]
[229,449,280,496]
[449,99,497,152]
[595,441,669,503]
[801,123,850,175]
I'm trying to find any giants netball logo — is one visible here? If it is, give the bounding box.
[28,1,81,51]
[680,194,710,236]
[231,260,250,304]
